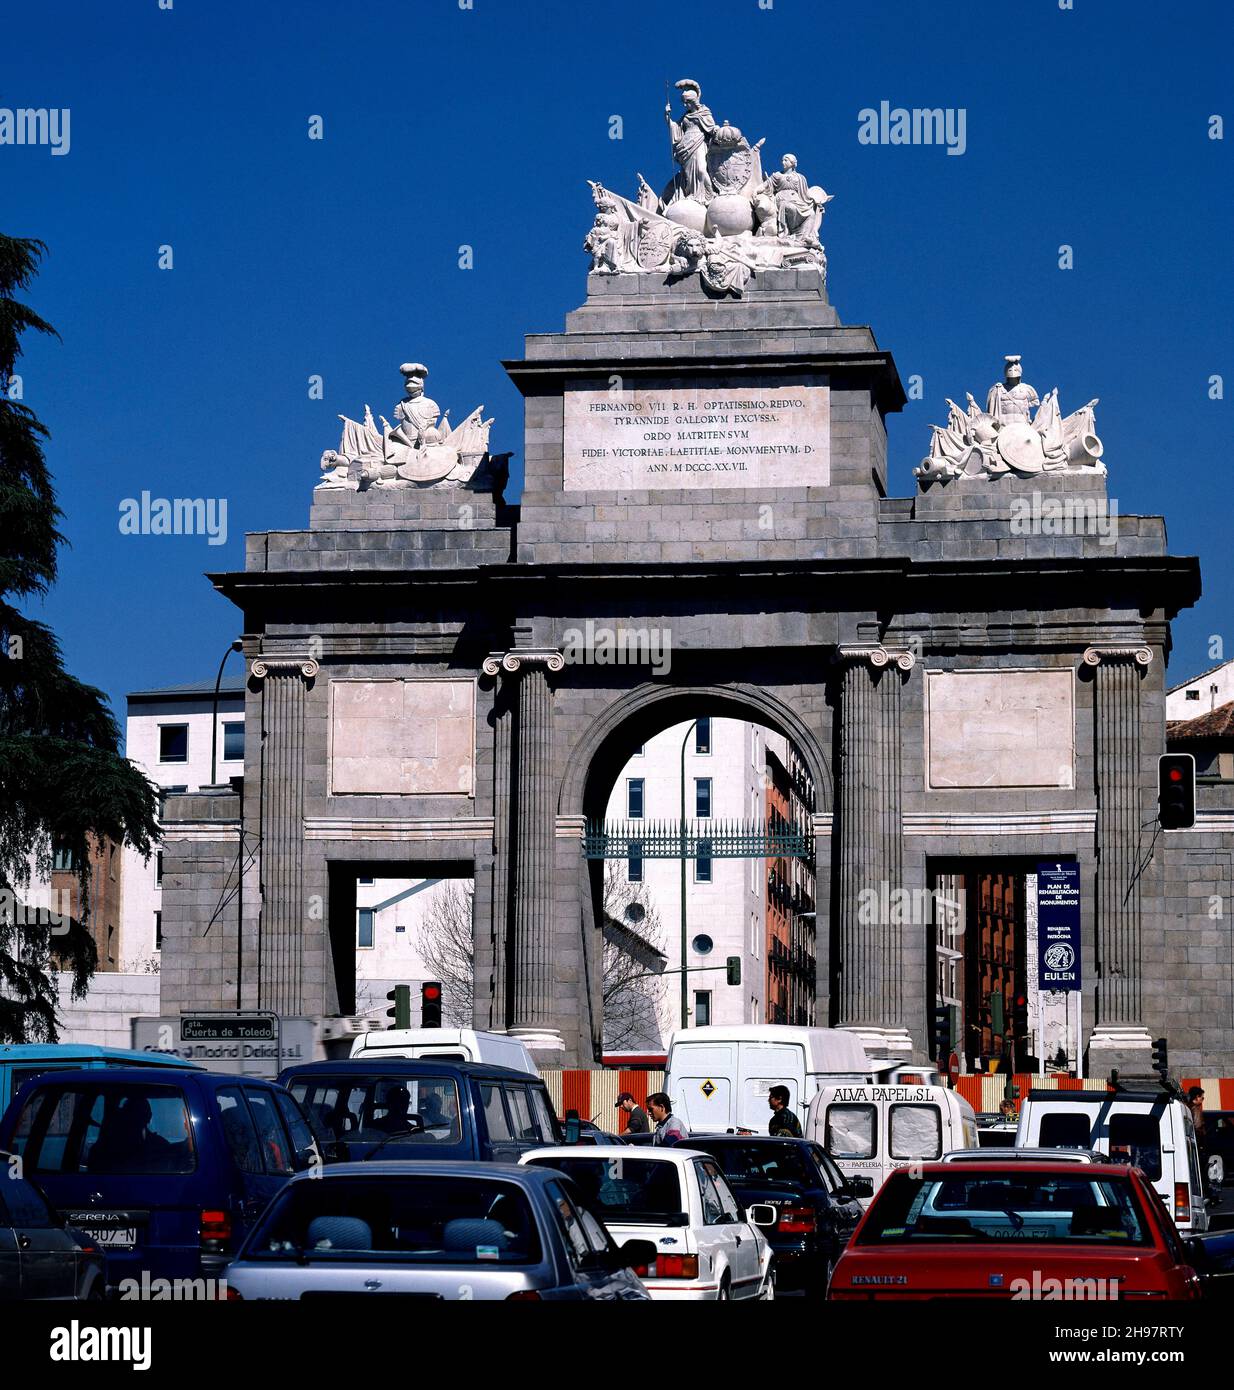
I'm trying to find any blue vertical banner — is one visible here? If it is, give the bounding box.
[1037,861,1081,991]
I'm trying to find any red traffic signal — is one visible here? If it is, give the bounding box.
[421,980,442,1027]
[1158,754,1195,830]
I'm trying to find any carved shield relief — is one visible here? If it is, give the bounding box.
[635,218,676,270]
[708,143,754,194]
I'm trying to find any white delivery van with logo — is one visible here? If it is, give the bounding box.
[1014,1086,1209,1233]
[806,1082,979,1205]
[665,1026,871,1136]
[350,1028,540,1077]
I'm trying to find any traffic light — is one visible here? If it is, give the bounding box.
[931,1004,952,1063]
[725,956,741,986]
[421,981,442,1028]
[989,989,1005,1038]
[386,984,411,1029]
[1158,754,1195,830]
[1152,1037,1169,1081]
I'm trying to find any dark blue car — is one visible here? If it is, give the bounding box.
[0,1068,321,1289]
[279,1060,563,1163]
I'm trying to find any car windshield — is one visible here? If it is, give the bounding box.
[858,1171,1150,1246]
[11,1082,196,1175]
[245,1176,542,1265]
[528,1157,684,1223]
[698,1143,815,1187]
[287,1075,462,1148]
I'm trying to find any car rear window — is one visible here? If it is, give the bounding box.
[889,1104,942,1161]
[11,1083,196,1175]
[528,1156,684,1223]
[1038,1112,1092,1149]
[697,1142,815,1186]
[857,1171,1150,1245]
[288,1075,461,1148]
[1107,1114,1163,1181]
[826,1103,876,1159]
[245,1176,542,1265]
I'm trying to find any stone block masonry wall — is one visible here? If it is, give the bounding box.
[54,973,160,1049]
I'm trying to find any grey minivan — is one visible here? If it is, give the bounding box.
[224,1161,654,1301]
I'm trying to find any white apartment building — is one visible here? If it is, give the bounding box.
[121,676,247,972]
[604,716,768,1052]
[1166,658,1234,719]
[353,876,471,1024]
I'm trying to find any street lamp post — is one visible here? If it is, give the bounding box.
[679,719,698,1031]
[210,639,244,785]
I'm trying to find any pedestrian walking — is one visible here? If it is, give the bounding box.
[615,1091,650,1134]
[767,1084,802,1138]
[647,1091,688,1146]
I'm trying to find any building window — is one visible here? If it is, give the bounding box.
[695,777,712,819]
[154,911,162,950]
[357,908,374,949]
[156,852,164,888]
[696,840,712,883]
[627,778,645,820]
[628,844,643,883]
[694,990,712,1026]
[51,842,77,872]
[695,717,711,754]
[222,722,245,761]
[159,724,189,763]
[158,786,187,819]
[1186,689,1200,701]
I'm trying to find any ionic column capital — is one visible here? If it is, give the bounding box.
[250,656,320,681]
[836,644,917,672]
[1081,645,1153,668]
[481,648,565,677]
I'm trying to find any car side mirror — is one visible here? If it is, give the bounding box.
[746,1203,778,1228]
[845,1177,875,1198]
[564,1109,582,1145]
[618,1238,658,1271]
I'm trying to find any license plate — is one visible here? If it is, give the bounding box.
[82,1226,137,1249]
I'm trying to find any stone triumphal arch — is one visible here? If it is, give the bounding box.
[164,83,1221,1074]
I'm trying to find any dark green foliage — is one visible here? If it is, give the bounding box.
[0,235,160,1041]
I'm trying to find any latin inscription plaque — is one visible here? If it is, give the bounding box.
[563,384,830,491]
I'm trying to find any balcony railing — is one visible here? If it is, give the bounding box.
[582,817,814,861]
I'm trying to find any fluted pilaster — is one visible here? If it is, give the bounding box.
[481,649,563,1033]
[836,646,914,1029]
[1084,644,1152,1026]
[251,656,318,1014]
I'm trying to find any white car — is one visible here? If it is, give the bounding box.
[520,1145,776,1301]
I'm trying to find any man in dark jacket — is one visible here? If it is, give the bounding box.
[615,1091,650,1134]
[767,1085,802,1138]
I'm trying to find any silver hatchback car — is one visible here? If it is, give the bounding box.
[224,1161,654,1302]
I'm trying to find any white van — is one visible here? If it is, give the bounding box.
[349,1028,540,1077]
[1014,1087,1209,1233]
[806,1082,980,1205]
[665,1025,871,1135]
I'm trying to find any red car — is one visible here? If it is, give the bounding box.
[828,1160,1202,1300]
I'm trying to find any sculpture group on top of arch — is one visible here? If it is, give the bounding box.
[584,79,833,298]
[915,356,1107,486]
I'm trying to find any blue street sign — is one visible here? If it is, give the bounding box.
[1037,861,1081,992]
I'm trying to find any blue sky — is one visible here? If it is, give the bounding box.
[4,0,1231,720]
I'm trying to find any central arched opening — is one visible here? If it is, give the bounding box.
[568,685,830,1065]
